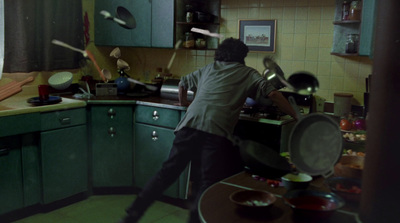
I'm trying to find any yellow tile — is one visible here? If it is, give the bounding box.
[248,8,260,19]
[293,47,306,59]
[226,20,239,33]
[343,76,358,92]
[292,61,305,71]
[331,61,345,77]
[258,8,271,19]
[305,61,318,74]
[281,34,294,47]
[249,0,260,7]
[308,7,322,20]
[306,20,321,34]
[330,76,345,91]
[296,0,308,7]
[227,8,239,20]
[283,7,296,20]
[260,0,272,8]
[271,7,284,19]
[317,61,331,76]
[238,0,249,8]
[294,34,306,46]
[282,20,295,34]
[321,6,335,20]
[320,19,334,34]
[296,7,309,20]
[305,47,319,61]
[319,34,333,48]
[238,8,249,19]
[281,47,294,60]
[318,47,332,62]
[283,0,296,7]
[306,34,320,47]
[344,62,360,78]
[317,76,331,90]
[294,20,308,34]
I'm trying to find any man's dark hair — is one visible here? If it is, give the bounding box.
[214,38,249,64]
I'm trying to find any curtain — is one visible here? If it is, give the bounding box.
[3,0,84,72]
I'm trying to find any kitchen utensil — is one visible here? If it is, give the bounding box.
[100,10,127,26]
[116,6,136,29]
[127,78,158,91]
[288,96,343,177]
[285,72,319,95]
[166,40,182,73]
[51,39,88,57]
[229,189,276,209]
[48,71,73,90]
[283,189,345,219]
[109,47,121,58]
[101,69,113,80]
[325,176,362,204]
[190,27,224,39]
[117,59,130,71]
[262,56,286,90]
[0,76,34,101]
[334,93,353,117]
[281,173,312,191]
[27,96,62,106]
[238,140,292,179]
[85,49,108,83]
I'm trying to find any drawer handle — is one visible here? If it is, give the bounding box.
[108,127,116,138]
[151,130,158,141]
[59,117,71,125]
[0,148,10,156]
[108,108,116,119]
[152,110,159,121]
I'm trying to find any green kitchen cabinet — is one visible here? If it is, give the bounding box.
[95,0,174,48]
[0,135,23,215]
[134,105,189,199]
[89,105,134,187]
[40,108,88,204]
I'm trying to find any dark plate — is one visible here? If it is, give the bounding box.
[27,96,62,106]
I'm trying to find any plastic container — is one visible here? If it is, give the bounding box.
[334,93,353,117]
[183,32,194,48]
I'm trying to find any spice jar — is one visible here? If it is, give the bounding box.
[348,1,361,20]
[345,34,359,54]
[185,5,193,23]
[342,1,350,20]
[183,32,194,48]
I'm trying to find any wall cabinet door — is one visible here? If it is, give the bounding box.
[90,105,134,187]
[95,0,173,48]
[134,123,188,199]
[0,136,23,215]
[40,125,88,204]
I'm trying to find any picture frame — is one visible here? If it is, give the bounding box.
[238,20,277,53]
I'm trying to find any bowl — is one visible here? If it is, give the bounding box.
[229,189,276,209]
[326,177,362,204]
[281,173,312,191]
[283,189,345,219]
[334,155,364,179]
[48,71,73,90]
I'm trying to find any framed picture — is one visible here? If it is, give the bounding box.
[238,20,277,52]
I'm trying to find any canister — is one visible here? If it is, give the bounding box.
[334,93,353,117]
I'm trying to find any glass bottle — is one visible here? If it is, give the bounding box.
[342,1,350,20]
[185,5,193,23]
[345,34,359,54]
[183,32,194,48]
[349,1,361,20]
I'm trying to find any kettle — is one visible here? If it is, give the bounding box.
[115,69,130,94]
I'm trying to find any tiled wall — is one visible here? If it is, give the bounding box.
[84,0,373,105]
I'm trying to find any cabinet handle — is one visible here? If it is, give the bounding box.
[108,108,116,119]
[59,117,71,125]
[0,148,10,156]
[151,130,158,141]
[152,110,159,121]
[108,127,116,137]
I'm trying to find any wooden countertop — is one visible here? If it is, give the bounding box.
[198,171,361,223]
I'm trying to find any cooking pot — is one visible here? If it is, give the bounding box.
[262,57,286,90]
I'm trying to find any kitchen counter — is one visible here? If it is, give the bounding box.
[199,171,360,223]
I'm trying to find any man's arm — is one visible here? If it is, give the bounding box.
[268,90,298,120]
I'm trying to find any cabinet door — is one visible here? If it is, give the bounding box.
[0,136,23,215]
[95,0,151,47]
[134,123,183,198]
[152,0,174,48]
[40,125,88,204]
[90,105,133,187]
[358,0,377,57]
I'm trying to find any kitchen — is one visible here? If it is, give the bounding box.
[0,0,399,223]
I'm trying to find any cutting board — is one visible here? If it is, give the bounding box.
[0,76,34,101]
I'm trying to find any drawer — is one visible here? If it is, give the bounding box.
[41,108,86,131]
[135,105,181,128]
[90,105,133,125]
[0,113,40,137]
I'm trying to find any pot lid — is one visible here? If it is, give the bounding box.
[288,113,343,177]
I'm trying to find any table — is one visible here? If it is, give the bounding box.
[198,171,360,223]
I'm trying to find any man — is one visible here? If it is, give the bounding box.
[119,38,297,223]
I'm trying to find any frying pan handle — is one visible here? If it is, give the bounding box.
[322,168,334,178]
[288,96,302,120]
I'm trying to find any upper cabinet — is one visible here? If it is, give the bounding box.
[95,0,174,48]
[331,0,377,57]
[175,0,221,50]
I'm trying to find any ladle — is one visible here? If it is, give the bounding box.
[100,10,127,26]
[277,72,319,95]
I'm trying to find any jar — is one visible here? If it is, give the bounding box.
[183,32,194,48]
[195,38,206,49]
[334,93,353,117]
[185,5,193,23]
[345,34,359,54]
[342,1,350,20]
[348,1,361,20]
